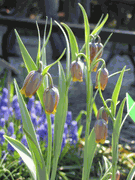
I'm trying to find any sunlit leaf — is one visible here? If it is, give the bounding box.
[4,135,36,180]
[126,93,135,123]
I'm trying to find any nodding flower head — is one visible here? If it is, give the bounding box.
[20,70,43,98]
[97,107,108,123]
[89,40,98,63]
[71,60,83,82]
[94,119,108,144]
[95,67,109,91]
[43,86,59,115]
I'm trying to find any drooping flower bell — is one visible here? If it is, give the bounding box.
[95,67,109,90]
[71,59,83,82]
[43,73,59,115]
[92,35,103,72]
[94,119,108,144]
[20,69,43,98]
[97,107,108,123]
[89,35,98,63]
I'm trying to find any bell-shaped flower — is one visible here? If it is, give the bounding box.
[43,86,59,115]
[92,36,103,72]
[20,70,43,98]
[95,67,109,90]
[71,60,83,82]
[97,107,108,123]
[94,119,108,144]
[89,40,98,63]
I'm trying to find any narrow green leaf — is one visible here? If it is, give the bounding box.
[61,22,79,61]
[23,128,48,180]
[41,18,52,58]
[41,17,49,89]
[54,21,71,79]
[111,66,126,116]
[93,101,98,117]
[78,3,90,67]
[54,21,70,80]
[36,21,41,69]
[51,61,68,180]
[4,135,36,180]
[42,48,66,76]
[91,14,109,36]
[14,79,47,180]
[15,29,37,72]
[126,93,135,122]
[127,164,135,180]
[10,81,14,103]
[42,18,47,68]
[78,125,83,139]
[53,61,66,151]
[103,156,112,173]
[75,110,87,122]
[87,128,97,178]
[101,172,112,180]
[114,97,126,138]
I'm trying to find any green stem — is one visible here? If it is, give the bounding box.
[112,128,118,180]
[47,72,54,88]
[82,70,93,180]
[46,114,52,178]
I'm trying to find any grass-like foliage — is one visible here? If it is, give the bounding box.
[0,3,135,180]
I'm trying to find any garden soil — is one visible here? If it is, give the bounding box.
[0,25,135,150]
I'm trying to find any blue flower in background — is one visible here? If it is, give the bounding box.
[7,134,16,152]
[64,123,68,136]
[21,135,28,148]
[2,88,8,98]
[66,111,72,125]
[0,106,9,121]
[9,107,13,116]
[38,112,46,126]
[31,113,38,127]
[0,98,8,107]
[0,118,5,128]
[0,129,5,145]
[69,121,78,145]
[36,124,47,140]
[51,114,55,124]
[7,122,14,136]
[35,101,42,116]
[14,102,22,120]
[27,96,35,111]
[61,133,66,151]
[0,88,79,156]
[12,95,18,109]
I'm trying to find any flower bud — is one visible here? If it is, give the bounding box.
[94,119,108,144]
[95,67,109,90]
[43,86,59,115]
[71,60,83,82]
[92,36,103,72]
[20,70,43,98]
[97,107,108,123]
[96,35,103,60]
[89,40,98,63]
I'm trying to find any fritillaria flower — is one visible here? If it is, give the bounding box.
[97,107,108,123]
[95,67,109,90]
[20,70,43,98]
[92,36,103,72]
[71,60,83,82]
[43,86,59,115]
[94,119,108,144]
